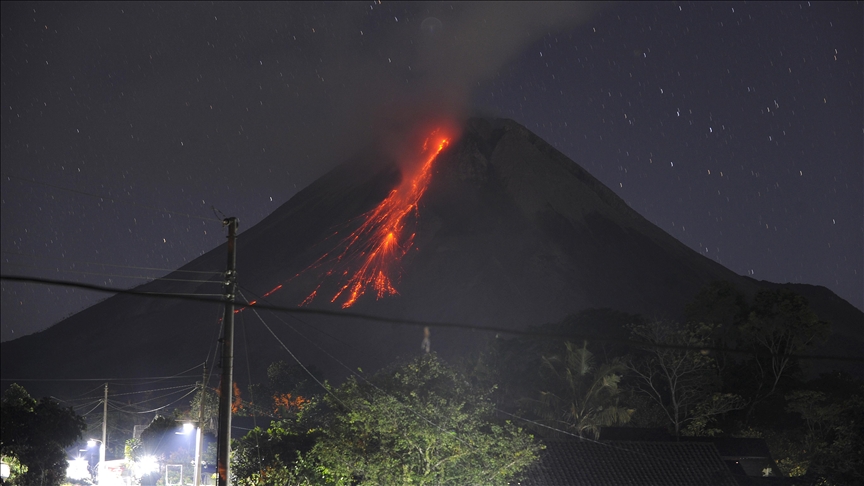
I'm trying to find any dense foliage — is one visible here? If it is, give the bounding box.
[229,283,860,485]
[525,341,632,438]
[626,318,747,437]
[232,354,541,486]
[471,284,860,483]
[1,383,85,486]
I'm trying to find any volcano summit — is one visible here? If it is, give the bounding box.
[3,118,861,395]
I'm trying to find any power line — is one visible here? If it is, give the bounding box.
[53,385,199,414]
[1,263,222,284]
[239,290,344,409]
[237,310,266,473]
[237,284,357,351]
[104,384,198,399]
[2,274,862,363]
[106,387,198,412]
[234,288,484,453]
[235,288,365,389]
[110,363,207,386]
[124,387,200,414]
[2,375,200,383]
[242,292,477,451]
[76,400,106,418]
[69,382,109,399]
[68,399,102,410]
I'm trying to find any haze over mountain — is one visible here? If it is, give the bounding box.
[3,118,861,398]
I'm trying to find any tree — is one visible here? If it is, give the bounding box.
[132,414,202,485]
[684,281,750,382]
[741,289,829,401]
[684,281,749,330]
[472,309,640,416]
[626,319,745,437]
[248,361,323,419]
[138,415,181,452]
[298,354,541,485]
[232,419,318,486]
[680,392,747,437]
[527,341,632,439]
[188,385,219,432]
[780,374,864,485]
[1,383,86,486]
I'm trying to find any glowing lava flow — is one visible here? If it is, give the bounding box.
[301,131,450,308]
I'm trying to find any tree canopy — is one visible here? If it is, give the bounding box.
[1,383,85,486]
[625,319,746,437]
[233,354,541,486]
[527,341,632,439]
[226,283,858,485]
[741,289,830,400]
[313,354,541,485]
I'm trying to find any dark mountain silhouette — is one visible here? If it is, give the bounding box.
[3,118,861,399]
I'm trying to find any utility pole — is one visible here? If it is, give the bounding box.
[216,217,238,486]
[100,383,107,483]
[193,364,206,486]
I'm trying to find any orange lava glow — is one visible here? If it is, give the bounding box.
[301,130,450,308]
[230,128,451,315]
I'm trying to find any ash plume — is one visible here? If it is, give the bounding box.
[309,2,603,168]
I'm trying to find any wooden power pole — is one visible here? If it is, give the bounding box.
[216,217,238,486]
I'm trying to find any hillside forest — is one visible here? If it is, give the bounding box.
[2,281,861,486]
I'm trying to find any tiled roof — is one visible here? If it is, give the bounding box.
[515,440,739,486]
[681,437,774,459]
[681,437,784,480]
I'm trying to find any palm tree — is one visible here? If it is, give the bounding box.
[528,341,633,439]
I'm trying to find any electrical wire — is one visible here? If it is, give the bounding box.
[205,304,224,387]
[67,400,103,412]
[56,396,103,407]
[76,400,105,418]
[70,382,109,399]
[61,385,198,416]
[234,287,368,394]
[106,384,198,399]
[234,289,550,458]
[238,284,357,351]
[68,399,103,414]
[1,375,201,382]
[125,386,200,414]
[4,274,862,364]
[0,263,222,284]
[111,363,205,386]
[238,311,266,477]
[241,291,477,451]
[253,306,360,383]
[239,290,342,409]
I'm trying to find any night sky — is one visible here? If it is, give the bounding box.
[2,2,861,343]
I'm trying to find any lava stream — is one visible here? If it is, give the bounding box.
[300,131,450,308]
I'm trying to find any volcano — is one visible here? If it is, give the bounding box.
[3,118,861,398]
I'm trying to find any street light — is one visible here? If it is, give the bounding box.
[87,438,105,484]
[177,422,203,486]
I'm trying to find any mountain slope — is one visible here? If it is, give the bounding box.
[3,117,860,398]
